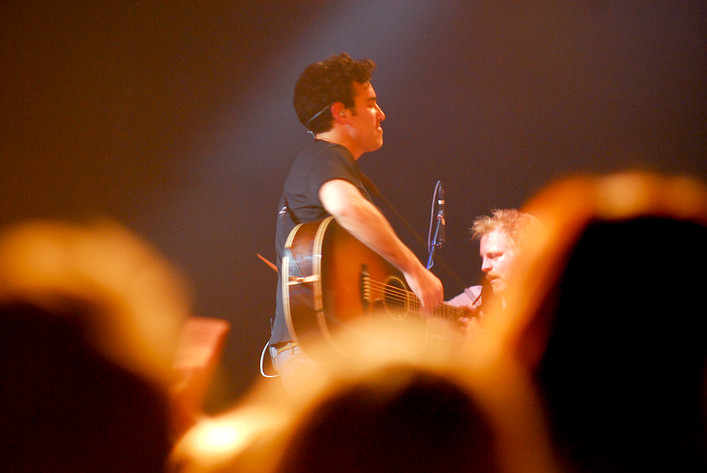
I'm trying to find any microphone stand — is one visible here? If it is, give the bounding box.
[426,181,445,270]
[426,211,444,269]
[368,174,466,292]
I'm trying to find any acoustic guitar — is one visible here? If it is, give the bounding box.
[282,216,471,359]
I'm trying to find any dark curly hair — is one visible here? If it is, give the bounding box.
[293,52,376,134]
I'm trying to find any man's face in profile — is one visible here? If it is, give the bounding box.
[479,229,516,294]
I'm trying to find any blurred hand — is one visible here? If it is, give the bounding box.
[404,268,444,314]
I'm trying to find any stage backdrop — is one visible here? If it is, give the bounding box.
[2,1,705,408]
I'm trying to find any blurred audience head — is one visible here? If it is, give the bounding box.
[0,219,191,472]
[171,317,557,473]
[471,172,707,473]
[275,365,496,473]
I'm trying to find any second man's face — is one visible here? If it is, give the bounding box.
[479,230,517,294]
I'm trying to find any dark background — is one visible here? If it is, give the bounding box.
[2,1,705,409]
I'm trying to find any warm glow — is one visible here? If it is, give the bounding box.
[192,420,249,455]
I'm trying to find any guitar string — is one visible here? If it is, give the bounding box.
[367,279,451,310]
[365,279,467,318]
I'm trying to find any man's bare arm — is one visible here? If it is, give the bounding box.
[319,179,443,311]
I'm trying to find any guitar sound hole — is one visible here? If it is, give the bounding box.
[383,277,409,321]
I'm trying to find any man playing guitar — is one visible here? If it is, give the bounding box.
[266,53,443,393]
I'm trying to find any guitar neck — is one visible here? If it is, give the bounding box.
[407,292,471,321]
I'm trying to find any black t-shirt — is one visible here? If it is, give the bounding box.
[269,140,371,345]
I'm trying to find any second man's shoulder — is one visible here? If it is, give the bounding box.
[446,285,482,309]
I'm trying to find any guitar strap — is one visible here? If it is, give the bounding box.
[358,171,379,201]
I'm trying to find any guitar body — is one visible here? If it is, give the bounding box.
[283,217,465,359]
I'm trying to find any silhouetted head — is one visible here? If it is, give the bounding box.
[0,219,191,472]
[472,172,707,473]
